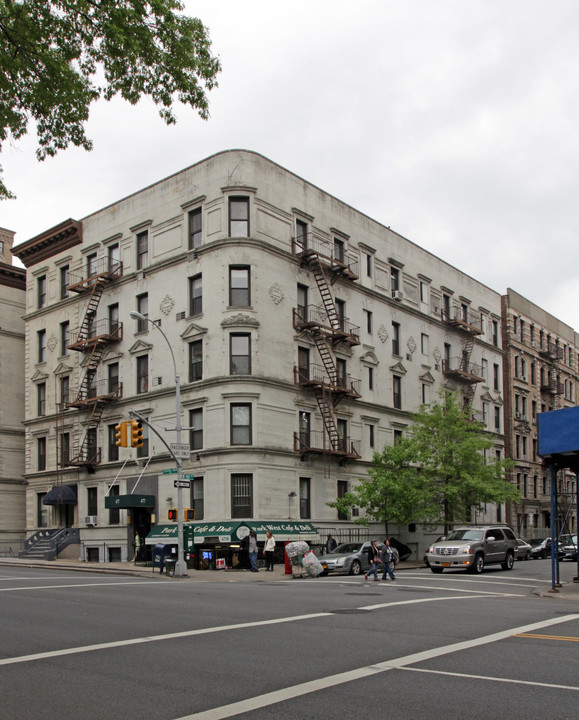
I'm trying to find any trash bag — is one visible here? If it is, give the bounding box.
[301,551,324,577]
[285,541,310,561]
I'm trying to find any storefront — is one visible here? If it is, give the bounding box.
[146,520,319,570]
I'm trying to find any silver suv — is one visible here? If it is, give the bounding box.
[426,525,517,574]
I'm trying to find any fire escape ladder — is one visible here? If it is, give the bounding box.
[311,257,341,333]
[314,386,341,451]
[312,331,338,385]
[77,283,105,342]
[460,334,476,410]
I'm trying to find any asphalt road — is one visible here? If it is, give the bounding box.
[1,561,578,720]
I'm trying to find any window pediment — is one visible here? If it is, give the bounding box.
[129,340,153,355]
[389,361,407,375]
[181,323,208,341]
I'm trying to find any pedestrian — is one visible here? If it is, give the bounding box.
[239,532,249,569]
[248,530,259,572]
[364,540,381,581]
[325,534,337,553]
[264,530,276,571]
[380,540,396,581]
[133,533,141,563]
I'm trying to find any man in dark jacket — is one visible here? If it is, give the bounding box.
[364,540,380,581]
[380,540,396,581]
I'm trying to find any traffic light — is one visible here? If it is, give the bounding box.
[184,508,195,521]
[130,420,143,448]
[168,508,178,521]
[115,421,128,447]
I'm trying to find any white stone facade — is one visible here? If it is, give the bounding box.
[14,150,507,562]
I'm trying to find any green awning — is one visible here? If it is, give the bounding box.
[146,520,319,545]
[104,494,155,509]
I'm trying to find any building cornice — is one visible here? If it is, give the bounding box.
[12,219,82,268]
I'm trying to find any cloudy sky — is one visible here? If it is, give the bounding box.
[2,1,579,329]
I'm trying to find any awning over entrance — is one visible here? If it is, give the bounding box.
[43,485,77,506]
[146,520,319,545]
[104,494,155,509]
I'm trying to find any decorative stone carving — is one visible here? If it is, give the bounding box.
[221,314,260,328]
[407,336,417,354]
[47,334,57,353]
[269,282,284,305]
[160,295,175,316]
[433,346,442,363]
[377,325,389,343]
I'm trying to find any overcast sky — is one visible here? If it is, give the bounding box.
[2,1,578,330]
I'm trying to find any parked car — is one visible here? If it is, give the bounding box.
[423,536,445,566]
[530,537,566,560]
[322,541,385,575]
[426,525,518,574]
[515,538,532,561]
[561,536,578,561]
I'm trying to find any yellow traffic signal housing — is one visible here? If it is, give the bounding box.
[168,508,178,521]
[130,420,143,448]
[115,421,128,447]
[184,508,195,521]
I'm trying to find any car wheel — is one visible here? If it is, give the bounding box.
[349,560,362,576]
[524,551,531,561]
[430,567,443,574]
[501,551,515,570]
[470,554,484,574]
[423,555,430,568]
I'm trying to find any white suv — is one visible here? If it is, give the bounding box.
[427,525,518,574]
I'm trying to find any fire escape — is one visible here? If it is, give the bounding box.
[292,232,361,460]
[60,257,123,469]
[539,342,564,409]
[441,303,484,409]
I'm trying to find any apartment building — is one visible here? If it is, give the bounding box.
[12,150,507,565]
[502,289,578,538]
[0,227,26,551]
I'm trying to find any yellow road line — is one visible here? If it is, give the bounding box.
[513,633,579,642]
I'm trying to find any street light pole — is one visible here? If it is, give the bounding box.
[129,311,187,577]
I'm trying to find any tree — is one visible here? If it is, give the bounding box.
[0,0,221,198]
[329,392,519,535]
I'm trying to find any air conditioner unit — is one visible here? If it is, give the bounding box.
[392,290,404,301]
[85,515,98,526]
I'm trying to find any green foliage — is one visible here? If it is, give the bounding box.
[0,0,221,198]
[329,391,519,534]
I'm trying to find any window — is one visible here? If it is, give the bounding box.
[108,243,120,274]
[336,358,347,388]
[60,321,70,356]
[230,333,251,375]
[191,478,204,521]
[337,418,348,451]
[60,376,70,407]
[38,329,46,363]
[189,408,203,450]
[58,433,69,467]
[229,266,250,307]
[60,265,70,299]
[421,333,429,355]
[108,362,119,394]
[189,207,202,249]
[333,238,344,263]
[136,293,148,332]
[298,346,310,381]
[87,487,98,516]
[335,299,345,330]
[492,363,500,391]
[420,281,428,303]
[363,309,373,334]
[393,429,403,444]
[108,485,120,524]
[368,424,375,448]
[368,366,374,391]
[189,340,203,382]
[189,274,202,315]
[37,383,46,416]
[297,284,308,322]
[299,478,311,519]
[37,275,47,308]
[494,406,501,432]
[108,303,119,336]
[393,375,402,409]
[337,480,348,520]
[231,474,253,518]
[482,402,488,425]
[366,253,372,277]
[108,424,119,462]
[86,252,98,278]
[37,437,47,471]
[229,197,249,237]
[136,231,148,269]
[231,404,252,445]
[421,382,429,405]
[391,267,400,292]
[295,219,308,251]
[513,316,518,336]
[137,355,148,394]
[37,492,48,527]
[392,322,400,356]
[492,320,499,347]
